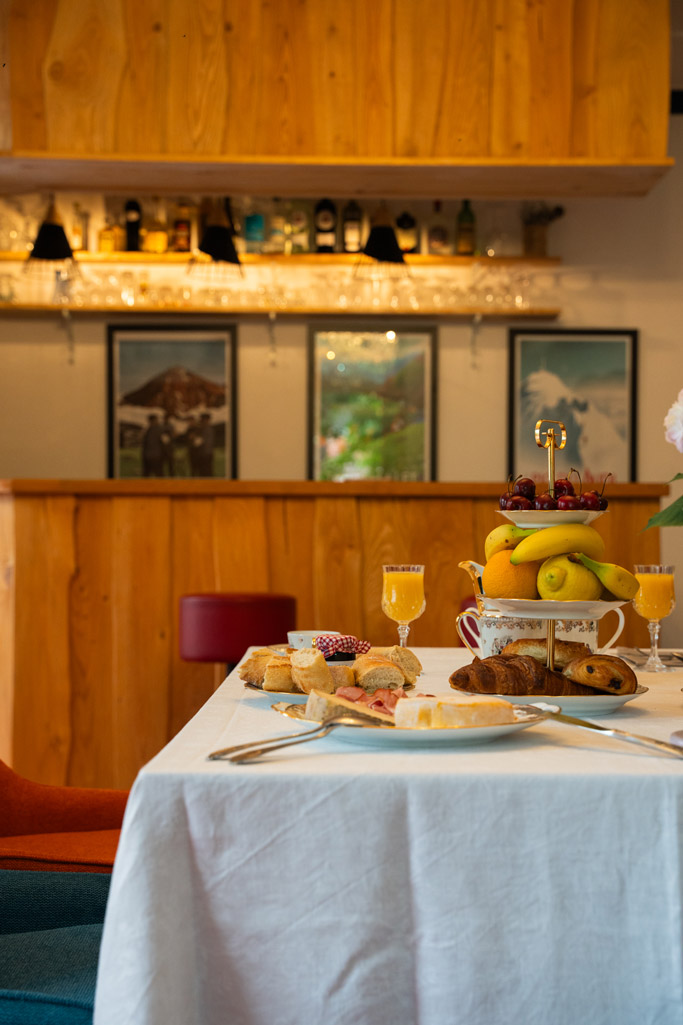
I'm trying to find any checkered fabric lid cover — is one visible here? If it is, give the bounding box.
[315,634,372,657]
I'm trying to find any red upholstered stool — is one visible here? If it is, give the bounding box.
[179,593,297,670]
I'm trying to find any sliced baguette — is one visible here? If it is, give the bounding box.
[353,654,404,693]
[305,688,394,725]
[238,648,275,685]
[367,645,422,685]
[262,656,300,693]
[291,648,335,694]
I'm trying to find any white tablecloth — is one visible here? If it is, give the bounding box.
[94,649,683,1025]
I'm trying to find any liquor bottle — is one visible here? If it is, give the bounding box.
[395,209,419,253]
[426,201,453,255]
[226,197,245,254]
[172,202,192,252]
[456,199,476,256]
[112,218,126,252]
[70,203,84,251]
[124,200,142,252]
[341,200,362,253]
[314,198,337,252]
[244,199,266,253]
[267,198,287,253]
[143,198,169,254]
[98,216,116,254]
[288,201,310,253]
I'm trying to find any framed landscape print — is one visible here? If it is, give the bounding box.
[308,325,437,481]
[508,328,638,483]
[107,324,237,479]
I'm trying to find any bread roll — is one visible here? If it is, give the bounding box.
[394,692,515,728]
[562,654,637,695]
[305,688,394,725]
[329,664,356,689]
[238,648,276,685]
[367,646,422,685]
[353,654,404,693]
[500,638,592,668]
[262,656,300,693]
[450,655,599,696]
[291,648,335,694]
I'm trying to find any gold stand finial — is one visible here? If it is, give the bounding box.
[534,419,566,497]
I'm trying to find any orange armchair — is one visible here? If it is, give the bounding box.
[0,760,128,872]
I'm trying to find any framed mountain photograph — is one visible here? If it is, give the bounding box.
[508,327,638,483]
[308,325,437,481]
[107,324,237,479]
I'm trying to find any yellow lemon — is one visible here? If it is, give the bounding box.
[482,550,542,600]
[537,554,603,601]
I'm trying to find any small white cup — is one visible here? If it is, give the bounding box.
[287,630,340,650]
[455,608,625,659]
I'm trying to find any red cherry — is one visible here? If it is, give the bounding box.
[535,492,558,510]
[507,495,533,510]
[557,494,582,510]
[554,477,575,497]
[513,477,536,501]
[580,490,601,511]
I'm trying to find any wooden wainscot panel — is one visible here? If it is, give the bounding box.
[312,498,364,636]
[111,497,172,788]
[68,497,115,788]
[0,497,15,766]
[265,497,317,627]
[14,496,76,785]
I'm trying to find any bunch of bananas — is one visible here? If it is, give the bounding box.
[482,523,639,601]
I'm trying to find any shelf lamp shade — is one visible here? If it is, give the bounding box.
[29,198,73,261]
[362,206,405,265]
[198,199,241,266]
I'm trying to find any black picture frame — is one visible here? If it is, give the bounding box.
[508,327,638,483]
[107,323,237,479]
[307,321,438,481]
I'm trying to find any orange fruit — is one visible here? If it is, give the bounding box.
[481,549,542,600]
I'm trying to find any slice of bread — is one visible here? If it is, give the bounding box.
[262,656,300,693]
[305,688,394,725]
[353,654,404,693]
[291,648,335,694]
[368,646,422,685]
[238,648,275,685]
[394,692,515,729]
[328,664,356,689]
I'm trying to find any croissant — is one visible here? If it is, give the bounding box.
[449,655,603,697]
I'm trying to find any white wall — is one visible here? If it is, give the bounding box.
[3,120,683,639]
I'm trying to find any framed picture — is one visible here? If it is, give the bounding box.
[107,324,237,479]
[508,328,638,483]
[308,324,437,481]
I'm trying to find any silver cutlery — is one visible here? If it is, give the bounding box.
[208,712,390,763]
[531,703,683,759]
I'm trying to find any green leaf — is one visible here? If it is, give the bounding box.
[644,493,683,529]
[670,473,683,483]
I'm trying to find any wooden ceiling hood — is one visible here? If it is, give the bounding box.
[0,0,673,199]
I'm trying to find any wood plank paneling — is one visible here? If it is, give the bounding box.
[0,482,668,786]
[0,498,15,764]
[7,0,669,166]
[67,498,115,787]
[14,497,75,784]
[111,497,171,787]
[42,0,127,153]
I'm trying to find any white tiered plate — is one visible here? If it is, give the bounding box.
[498,509,604,528]
[481,597,627,620]
[273,702,552,747]
[495,686,648,717]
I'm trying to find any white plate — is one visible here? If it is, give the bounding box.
[485,685,648,717]
[497,509,603,528]
[272,701,551,747]
[482,597,627,621]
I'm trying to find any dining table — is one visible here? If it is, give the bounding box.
[93,647,683,1025]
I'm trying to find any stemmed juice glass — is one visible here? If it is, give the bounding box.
[381,565,426,647]
[632,565,676,672]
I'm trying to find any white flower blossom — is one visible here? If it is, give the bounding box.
[664,389,683,453]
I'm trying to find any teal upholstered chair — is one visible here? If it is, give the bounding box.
[0,870,110,1024]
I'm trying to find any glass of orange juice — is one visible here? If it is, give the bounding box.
[382,565,426,647]
[632,565,676,672]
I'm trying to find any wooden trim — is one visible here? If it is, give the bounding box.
[0,479,669,498]
[0,153,674,198]
[0,303,562,320]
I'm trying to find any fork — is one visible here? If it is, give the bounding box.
[208,713,390,763]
